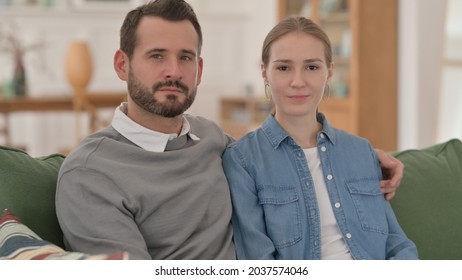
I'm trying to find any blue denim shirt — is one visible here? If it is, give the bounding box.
[222,113,418,260]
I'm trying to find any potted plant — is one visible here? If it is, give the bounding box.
[0,21,43,98]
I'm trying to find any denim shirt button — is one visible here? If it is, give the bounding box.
[334,202,341,208]
[346,233,352,239]
[321,146,327,152]
[320,133,325,139]
[327,174,333,180]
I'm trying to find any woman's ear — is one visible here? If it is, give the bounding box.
[114,49,129,81]
[261,63,268,83]
[327,62,335,82]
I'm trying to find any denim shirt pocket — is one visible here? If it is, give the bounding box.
[345,178,388,234]
[257,185,302,248]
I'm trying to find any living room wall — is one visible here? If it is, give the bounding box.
[0,0,456,156]
[0,0,276,156]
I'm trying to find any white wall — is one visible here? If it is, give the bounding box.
[398,0,446,150]
[0,9,128,155]
[1,0,455,155]
[437,0,462,143]
[0,0,277,156]
[186,0,277,122]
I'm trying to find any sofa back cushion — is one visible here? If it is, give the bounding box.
[391,139,462,260]
[0,146,65,248]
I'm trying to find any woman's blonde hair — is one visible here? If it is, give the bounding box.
[261,17,332,67]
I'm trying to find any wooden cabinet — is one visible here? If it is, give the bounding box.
[220,97,272,140]
[278,0,398,151]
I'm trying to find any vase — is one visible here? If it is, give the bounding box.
[64,40,93,144]
[13,56,27,97]
[65,40,93,96]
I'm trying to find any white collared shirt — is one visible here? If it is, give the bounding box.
[111,102,200,152]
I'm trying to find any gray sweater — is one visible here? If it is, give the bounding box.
[56,115,235,259]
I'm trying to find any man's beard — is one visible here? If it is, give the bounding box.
[127,71,196,118]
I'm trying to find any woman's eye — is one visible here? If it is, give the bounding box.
[307,65,319,70]
[277,66,289,71]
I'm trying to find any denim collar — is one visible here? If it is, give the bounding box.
[261,113,336,149]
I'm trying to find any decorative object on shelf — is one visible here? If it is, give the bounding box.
[65,40,93,143]
[0,21,43,98]
[69,0,139,11]
[319,0,343,18]
[12,54,26,97]
[65,40,93,95]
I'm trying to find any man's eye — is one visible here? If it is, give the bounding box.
[151,54,162,59]
[277,66,289,71]
[181,56,193,61]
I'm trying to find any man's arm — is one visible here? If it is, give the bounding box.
[56,168,150,259]
[375,148,404,200]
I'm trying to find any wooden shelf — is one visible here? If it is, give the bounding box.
[0,91,126,147]
[278,0,398,150]
[220,97,272,139]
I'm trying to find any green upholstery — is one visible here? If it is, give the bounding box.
[391,139,462,260]
[1,140,461,259]
[0,146,65,248]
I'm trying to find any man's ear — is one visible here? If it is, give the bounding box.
[196,57,204,86]
[114,49,129,81]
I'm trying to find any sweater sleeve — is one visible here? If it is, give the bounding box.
[56,167,151,260]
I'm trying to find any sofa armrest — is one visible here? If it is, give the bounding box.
[0,146,65,248]
[390,139,462,260]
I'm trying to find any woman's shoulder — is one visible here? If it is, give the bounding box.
[332,127,371,148]
[226,128,265,150]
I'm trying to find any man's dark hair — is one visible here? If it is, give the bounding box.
[120,0,202,59]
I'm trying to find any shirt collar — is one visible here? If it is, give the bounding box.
[261,112,336,149]
[111,102,200,152]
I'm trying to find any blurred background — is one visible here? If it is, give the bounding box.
[0,0,460,156]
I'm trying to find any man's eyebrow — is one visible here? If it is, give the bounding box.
[181,49,198,57]
[145,48,165,56]
[144,48,197,57]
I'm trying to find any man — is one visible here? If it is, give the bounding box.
[56,0,403,260]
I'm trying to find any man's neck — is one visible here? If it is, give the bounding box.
[126,103,184,135]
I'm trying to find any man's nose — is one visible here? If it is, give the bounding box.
[163,58,182,80]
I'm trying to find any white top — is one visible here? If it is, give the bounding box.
[111,102,200,152]
[304,147,353,260]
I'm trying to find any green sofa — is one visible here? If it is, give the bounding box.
[390,138,462,260]
[0,146,65,248]
[1,139,461,259]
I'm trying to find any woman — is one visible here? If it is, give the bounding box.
[222,17,418,260]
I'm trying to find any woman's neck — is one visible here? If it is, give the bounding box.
[275,113,321,149]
